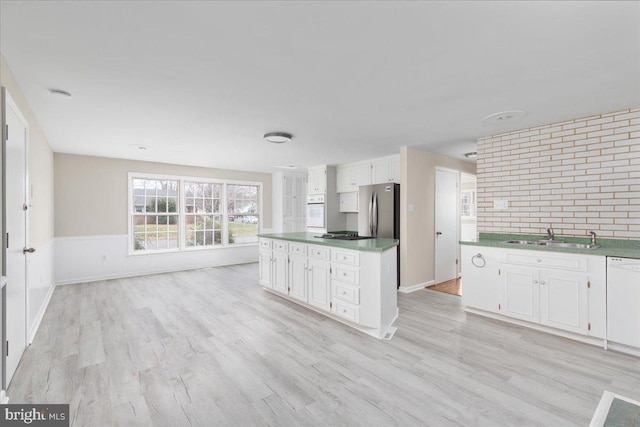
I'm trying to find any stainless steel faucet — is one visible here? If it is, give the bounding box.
[547,226,555,241]
[589,231,597,245]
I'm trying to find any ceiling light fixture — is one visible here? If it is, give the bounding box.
[483,110,527,124]
[464,152,478,159]
[264,132,293,144]
[128,144,152,150]
[49,88,72,99]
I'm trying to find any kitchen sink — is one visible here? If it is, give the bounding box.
[502,240,600,249]
[537,241,600,249]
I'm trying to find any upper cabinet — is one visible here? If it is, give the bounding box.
[371,156,400,184]
[308,166,326,194]
[335,155,399,193]
[336,162,372,193]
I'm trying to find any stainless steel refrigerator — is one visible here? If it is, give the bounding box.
[358,183,400,287]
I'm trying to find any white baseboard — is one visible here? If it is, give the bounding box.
[1,390,8,403]
[398,280,434,294]
[28,285,54,344]
[55,234,259,285]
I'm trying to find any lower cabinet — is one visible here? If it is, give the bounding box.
[461,244,606,340]
[307,257,331,311]
[258,237,398,339]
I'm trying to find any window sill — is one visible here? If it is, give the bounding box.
[128,243,258,257]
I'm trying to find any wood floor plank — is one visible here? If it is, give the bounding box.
[7,262,640,426]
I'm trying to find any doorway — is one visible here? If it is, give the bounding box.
[434,167,459,286]
[3,88,29,389]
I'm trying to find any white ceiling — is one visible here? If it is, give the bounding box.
[1,1,639,173]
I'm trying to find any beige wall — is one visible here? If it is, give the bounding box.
[1,54,55,250]
[477,108,640,239]
[54,153,272,237]
[400,147,476,289]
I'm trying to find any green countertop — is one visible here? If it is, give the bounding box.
[258,232,399,252]
[461,233,640,259]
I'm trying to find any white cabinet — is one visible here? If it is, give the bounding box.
[371,156,400,184]
[288,254,308,303]
[462,245,606,342]
[308,256,331,311]
[258,237,398,339]
[461,246,501,314]
[501,266,540,323]
[283,174,306,231]
[308,166,326,194]
[339,192,358,213]
[337,163,372,193]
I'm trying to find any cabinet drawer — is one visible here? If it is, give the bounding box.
[309,245,331,260]
[289,243,307,256]
[332,250,360,266]
[332,264,359,285]
[332,282,360,305]
[259,239,272,250]
[505,252,586,271]
[273,241,289,252]
[333,300,360,323]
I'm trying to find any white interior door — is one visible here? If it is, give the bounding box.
[4,90,29,387]
[435,167,459,285]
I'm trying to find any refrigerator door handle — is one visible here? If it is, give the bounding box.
[369,192,374,235]
[373,192,379,237]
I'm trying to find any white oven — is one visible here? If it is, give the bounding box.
[306,194,326,228]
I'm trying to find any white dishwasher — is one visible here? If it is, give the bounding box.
[607,257,640,348]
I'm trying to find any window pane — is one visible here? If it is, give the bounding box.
[227,185,259,243]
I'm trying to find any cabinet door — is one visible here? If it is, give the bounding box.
[288,255,308,302]
[460,246,500,313]
[391,156,400,183]
[355,163,372,187]
[539,270,589,334]
[283,175,296,219]
[371,159,391,184]
[258,251,272,288]
[501,265,539,323]
[337,165,356,193]
[308,258,331,311]
[273,252,288,294]
[339,192,359,213]
[308,167,326,193]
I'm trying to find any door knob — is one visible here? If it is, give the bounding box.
[23,247,36,254]
[436,232,442,236]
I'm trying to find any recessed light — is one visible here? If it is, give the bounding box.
[274,165,299,169]
[49,88,72,99]
[483,110,527,124]
[264,132,293,143]
[464,152,478,159]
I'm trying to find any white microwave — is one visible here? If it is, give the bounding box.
[306,194,325,228]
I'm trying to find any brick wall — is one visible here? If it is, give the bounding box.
[477,108,640,239]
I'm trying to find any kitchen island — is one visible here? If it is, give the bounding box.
[258,232,399,339]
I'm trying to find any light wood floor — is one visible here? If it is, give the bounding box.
[8,263,640,426]
[427,277,462,296]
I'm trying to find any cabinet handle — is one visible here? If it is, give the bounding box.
[536,259,541,263]
[533,280,539,284]
[540,281,546,285]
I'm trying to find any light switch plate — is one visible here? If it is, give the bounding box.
[408,203,415,213]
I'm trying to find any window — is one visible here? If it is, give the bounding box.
[184,181,222,247]
[461,191,476,217]
[227,184,259,244]
[129,174,261,253]
[132,178,179,250]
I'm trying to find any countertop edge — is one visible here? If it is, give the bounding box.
[259,233,399,252]
[460,240,640,259]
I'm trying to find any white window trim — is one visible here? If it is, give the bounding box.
[127,172,263,256]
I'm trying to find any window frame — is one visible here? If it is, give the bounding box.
[128,172,263,256]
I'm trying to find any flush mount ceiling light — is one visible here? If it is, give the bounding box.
[49,88,72,99]
[129,144,152,150]
[263,132,293,144]
[483,110,527,124]
[464,152,478,159]
[274,165,299,169]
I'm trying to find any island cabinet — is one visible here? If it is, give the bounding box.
[258,234,399,339]
[461,245,606,346]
